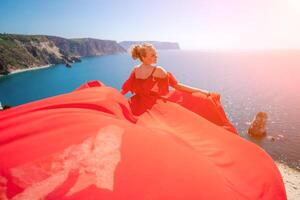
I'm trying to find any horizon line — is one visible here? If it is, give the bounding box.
[2,32,300,51]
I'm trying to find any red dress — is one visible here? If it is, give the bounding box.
[121,67,178,116]
[122,67,237,133]
[0,74,286,199]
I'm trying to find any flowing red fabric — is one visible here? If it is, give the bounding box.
[0,71,286,199]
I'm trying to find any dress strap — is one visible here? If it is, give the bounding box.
[150,67,157,77]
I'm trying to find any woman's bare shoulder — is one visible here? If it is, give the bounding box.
[154,66,168,78]
[133,64,140,70]
[131,65,140,74]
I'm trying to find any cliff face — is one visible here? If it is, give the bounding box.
[119,41,180,50]
[0,35,180,75]
[0,34,126,75]
[0,34,65,74]
[46,36,126,57]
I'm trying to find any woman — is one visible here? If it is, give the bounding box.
[120,43,211,116]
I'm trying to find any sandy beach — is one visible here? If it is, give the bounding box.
[276,162,300,200]
[8,64,53,75]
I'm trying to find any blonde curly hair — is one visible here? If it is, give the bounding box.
[130,43,156,61]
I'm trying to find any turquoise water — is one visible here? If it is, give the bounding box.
[1,50,300,170]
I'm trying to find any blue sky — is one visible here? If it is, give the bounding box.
[1,0,300,50]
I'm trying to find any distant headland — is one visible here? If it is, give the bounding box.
[119,41,180,50]
[0,34,180,75]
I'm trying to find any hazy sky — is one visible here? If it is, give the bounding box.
[1,0,300,50]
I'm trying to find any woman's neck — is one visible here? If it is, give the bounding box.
[140,63,154,69]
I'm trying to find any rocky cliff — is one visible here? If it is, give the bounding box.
[119,41,180,50]
[46,36,125,57]
[0,34,126,75]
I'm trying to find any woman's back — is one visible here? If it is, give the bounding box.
[122,65,179,115]
[134,65,156,80]
[134,65,167,80]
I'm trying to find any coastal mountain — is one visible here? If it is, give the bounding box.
[0,34,126,75]
[119,41,180,50]
[46,36,125,57]
[0,34,65,74]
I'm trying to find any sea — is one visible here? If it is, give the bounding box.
[1,50,299,170]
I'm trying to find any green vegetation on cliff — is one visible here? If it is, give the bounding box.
[0,34,126,75]
[0,34,66,74]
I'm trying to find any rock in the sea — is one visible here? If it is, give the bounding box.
[248,112,268,137]
[71,56,81,63]
[0,102,12,110]
[65,62,72,68]
[266,136,276,141]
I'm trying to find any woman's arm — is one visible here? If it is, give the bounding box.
[173,82,210,96]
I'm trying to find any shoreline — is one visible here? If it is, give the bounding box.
[0,64,53,77]
[8,64,53,75]
[276,161,300,200]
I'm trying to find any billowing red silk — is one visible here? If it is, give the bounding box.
[0,71,286,199]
